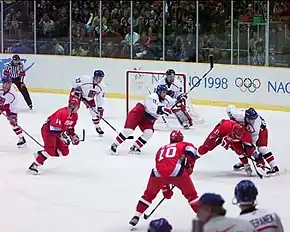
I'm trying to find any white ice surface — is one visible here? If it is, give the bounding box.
[0,93,289,232]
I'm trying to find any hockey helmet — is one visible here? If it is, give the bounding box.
[148,218,172,232]
[12,54,20,64]
[165,69,175,83]
[234,180,258,205]
[226,104,235,119]
[93,70,104,84]
[170,130,184,143]
[245,107,258,121]
[68,96,81,109]
[231,123,246,140]
[156,84,168,93]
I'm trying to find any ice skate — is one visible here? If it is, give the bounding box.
[17,137,26,147]
[244,164,253,176]
[233,162,244,171]
[266,166,279,176]
[110,143,118,155]
[130,145,141,155]
[129,216,140,227]
[28,162,39,175]
[96,127,104,136]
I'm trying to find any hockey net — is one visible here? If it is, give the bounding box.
[126,70,204,127]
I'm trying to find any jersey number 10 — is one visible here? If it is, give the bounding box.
[158,144,177,161]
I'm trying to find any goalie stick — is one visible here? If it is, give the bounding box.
[170,55,214,110]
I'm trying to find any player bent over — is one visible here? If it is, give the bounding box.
[28,96,81,175]
[154,69,193,129]
[0,76,26,147]
[226,105,279,175]
[70,70,105,136]
[234,180,284,231]
[129,130,199,228]
[110,84,183,155]
[197,120,256,176]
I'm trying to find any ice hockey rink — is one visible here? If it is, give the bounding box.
[0,93,289,232]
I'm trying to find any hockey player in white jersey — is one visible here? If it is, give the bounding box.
[226,105,279,175]
[193,193,256,232]
[153,69,193,129]
[0,76,26,147]
[234,180,284,232]
[70,70,105,136]
[110,84,179,155]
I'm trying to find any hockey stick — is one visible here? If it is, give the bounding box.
[144,185,176,220]
[170,55,214,110]
[82,101,134,139]
[1,111,44,147]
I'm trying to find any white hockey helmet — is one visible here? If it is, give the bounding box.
[226,104,235,119]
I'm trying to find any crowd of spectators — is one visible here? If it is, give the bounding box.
[2,0,290,66]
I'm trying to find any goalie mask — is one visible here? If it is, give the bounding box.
[166,69,175,83]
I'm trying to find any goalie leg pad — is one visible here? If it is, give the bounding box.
[173,108,193,128]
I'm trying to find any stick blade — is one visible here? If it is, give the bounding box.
[143,214,149,220]
[81,129,85,141]
[209,55,214,68]
[128,135,134,140]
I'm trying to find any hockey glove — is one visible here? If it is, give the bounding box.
[176,93,187,102]
[60,132,71,145]
[157,106,172,116]
[71,87,82,99]
[252,151,265,168]
[9,113,18,127]
[162,185,173,199]
[70,134,80,145]
[221,136,231,150]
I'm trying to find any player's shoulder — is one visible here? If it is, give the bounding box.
[148,92,159,100]
[4,61,11,67]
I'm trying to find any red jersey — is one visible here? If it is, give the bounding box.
[153,141,197,177]
[227,129,255,156]
[212,119,237,138]
[47,107,78,134]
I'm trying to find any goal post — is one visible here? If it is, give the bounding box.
[126,70,187,115]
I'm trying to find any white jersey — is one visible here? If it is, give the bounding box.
[73,75,105,108]
[204,216,257,232]
[154,77,183,99]
[228,108,265,144]
[0,84,18,113]
[144,93,175,119]
[239,208,284,232]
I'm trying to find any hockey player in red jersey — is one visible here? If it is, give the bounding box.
[110,84,182,155]
[197,119,238,156]
[129,130,199,228]
[197,119,257,176]
[28,96,81,174]
[0,76,26,147]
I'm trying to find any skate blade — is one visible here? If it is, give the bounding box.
[27,169,38,175]
[17,143,27,148]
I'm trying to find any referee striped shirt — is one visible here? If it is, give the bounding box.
[3,61,26,82]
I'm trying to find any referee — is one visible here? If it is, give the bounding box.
[3,54,33,109]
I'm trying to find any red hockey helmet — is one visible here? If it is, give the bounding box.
[232,123,246,140]
[170,130,184,143]
[68,96,80,109]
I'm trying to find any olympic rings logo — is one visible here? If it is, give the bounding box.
[235,77,261,93]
